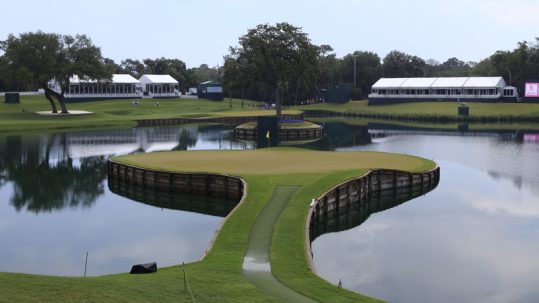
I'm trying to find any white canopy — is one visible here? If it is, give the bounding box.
[430,77,469,88]
[462,77,505,88]
[372,78,408,88]
[139,74,179,84]
[400,78,437,88]
[372,77,506,89]
[69,74,139,84]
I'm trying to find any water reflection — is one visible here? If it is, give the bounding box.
[2,119,539,290]
[310,183,439,243]
[0,124,252,276]
[108,179,238,217]
[300,122,371,150]
[0,135,107,213]
[311,120,539,303]
[0,124,253,214]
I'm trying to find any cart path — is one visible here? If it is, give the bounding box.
[242,185,317,303]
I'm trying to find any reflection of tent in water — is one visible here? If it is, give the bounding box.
[108,179,239,217]
[65,126,200,156]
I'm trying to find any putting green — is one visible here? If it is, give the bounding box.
[114,148,433,175]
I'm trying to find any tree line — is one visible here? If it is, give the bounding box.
[0,53,220,93]
[1,24,538,114]
[221,24,539,106]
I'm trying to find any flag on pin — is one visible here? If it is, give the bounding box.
[266,131,270,139]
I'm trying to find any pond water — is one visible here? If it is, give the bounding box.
[0,124,250,276]
[1,120,539,303]
[310,122,539,303]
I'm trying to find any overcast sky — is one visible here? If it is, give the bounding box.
[1,0,537,68]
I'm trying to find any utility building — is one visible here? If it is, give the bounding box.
[197,81,223,101]
[369,77,518,105]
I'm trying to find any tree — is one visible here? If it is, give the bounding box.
[222,54,243,104]
[318,45,341,89]
[119,58,145,79]
[227,23,319,119]
[189,64,221,84]
[341,51,382,98]
[471,38,539,94]
[0,31,111,114]
[382,50,426,77]
[143,57,192,91]
[0,55,9,91]
[424,57,472,77]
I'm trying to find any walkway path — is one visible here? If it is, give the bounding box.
[242,186,318,303]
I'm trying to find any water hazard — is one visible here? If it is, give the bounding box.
[1,120,539,303]
[0,124,248,276]
[310,121,539,303]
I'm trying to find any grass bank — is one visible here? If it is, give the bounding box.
[293,100,539,122]
[0,95,300,133]
[0,148,436,302]
[309,116,539,132]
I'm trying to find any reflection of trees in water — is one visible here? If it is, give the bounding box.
[108,179,238,217]
[300,122,371,150]
[173,128,198,150]
[0,134,107,213]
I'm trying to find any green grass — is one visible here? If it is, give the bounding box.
[0,95,300,133]
[308,116,539,131]
[0,148,435,302]
[293,100,539,120]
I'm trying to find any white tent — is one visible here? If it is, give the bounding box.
[49,74,142,100]
[369,76,516,104]
[139,74,180,98]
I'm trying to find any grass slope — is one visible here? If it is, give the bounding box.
[0,95,300,133]
[0,148,436,302]
[293,100,539,119]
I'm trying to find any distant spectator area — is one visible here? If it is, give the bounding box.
[139,74,180,98]
[48,74,142,102]
[368,77,518,105]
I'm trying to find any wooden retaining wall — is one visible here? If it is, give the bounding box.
[234,125,323,141]
[305,166,440,273]
[135,113,304,127]
[107,160,243,200]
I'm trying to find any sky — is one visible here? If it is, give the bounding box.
[0,0,537,68]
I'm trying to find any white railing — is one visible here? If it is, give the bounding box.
[65,93,142,98]
[368,93,502,99]
[148,92,181,98]
[0,91,44,96]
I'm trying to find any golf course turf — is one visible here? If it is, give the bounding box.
[2,148,437,302]
[0,93,448,301]
[0,95,300,133]
[294,100,539,122]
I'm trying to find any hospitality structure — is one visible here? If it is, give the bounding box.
[368,77,518,104]
[139,74,180,98]
[48,74,142,102]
